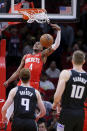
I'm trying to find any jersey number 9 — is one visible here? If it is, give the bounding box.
[21,98,30,111]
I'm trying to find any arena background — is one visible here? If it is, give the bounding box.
[0,0,87,130]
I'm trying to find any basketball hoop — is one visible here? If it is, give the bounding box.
[18,8,50,23]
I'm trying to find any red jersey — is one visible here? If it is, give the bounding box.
[18,53,43,90]
[24,53,43,82]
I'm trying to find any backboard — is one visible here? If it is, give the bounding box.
[0,0,80,22]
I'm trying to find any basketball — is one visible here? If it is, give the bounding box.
[40,34,54,48]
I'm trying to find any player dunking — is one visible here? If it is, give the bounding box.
[52,50,87,131]
[2,68,46,131]
[4,24,61,90]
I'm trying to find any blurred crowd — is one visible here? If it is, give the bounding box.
[0,0,87,130]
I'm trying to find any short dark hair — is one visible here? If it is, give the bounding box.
[72,50,85,65]
[38,118,47,127]
[19,68,30,83]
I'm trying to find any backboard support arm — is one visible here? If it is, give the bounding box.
[11,0,14,13]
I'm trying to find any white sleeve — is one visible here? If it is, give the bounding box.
[52,30,61,50]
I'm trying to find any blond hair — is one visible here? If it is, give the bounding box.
[72,50,85,65]
[19,68,30,83]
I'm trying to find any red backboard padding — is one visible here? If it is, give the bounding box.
[0,39,6,124]
[0,39,6,57]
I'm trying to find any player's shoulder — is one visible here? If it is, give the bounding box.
[10,86,18,91]
[24,53,31,58]
[9,86,18,96]
[60,69,71,81]
[60,69,71,75]
[35,52,42,57]
[25,53,41,57]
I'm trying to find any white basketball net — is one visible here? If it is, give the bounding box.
[19,9,50,23]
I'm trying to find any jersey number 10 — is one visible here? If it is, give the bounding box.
[71,85,85,99]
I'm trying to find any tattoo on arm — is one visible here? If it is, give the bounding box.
[41,47,54,57]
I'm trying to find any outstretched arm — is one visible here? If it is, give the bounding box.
[35,90,46,121]
[41,24,61,60]
[4,55,26,87]
[2,87,17,123]
[52,70,71,110]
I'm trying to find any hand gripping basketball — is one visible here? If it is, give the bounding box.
[40,34,54,48]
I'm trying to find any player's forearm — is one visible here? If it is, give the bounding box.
[52,30,61,50]
[1,108,7,119]
[52,102,58,110]
[37,106,46,118]
[35,110,46,122]
[7,71,19,84]
[52,101,60,110]
[37,111,46,118]
[53,93,61,107]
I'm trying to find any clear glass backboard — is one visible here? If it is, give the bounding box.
[0,0,80,22]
